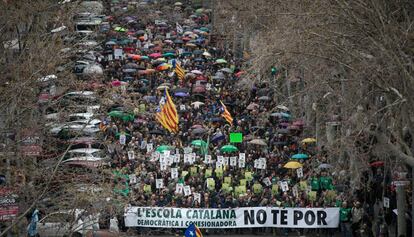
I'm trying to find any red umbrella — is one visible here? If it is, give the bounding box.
[235,71,246,77]
[370,161,384,167]
[128,54,141,60]
[195,76,207,81]
[182,37,191,41]
[192,85,206,93]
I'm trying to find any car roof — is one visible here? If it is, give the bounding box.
[68,148,101,153]
[65,91,94,96]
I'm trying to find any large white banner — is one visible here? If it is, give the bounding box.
[124,207,339,228]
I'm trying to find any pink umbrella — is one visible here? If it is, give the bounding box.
[191,70,203,75]
[193,85,206,93]
[149,53,162,59]
[191,124,204,129]
[293,120,305,126]
[111,80,122,87]
[246,103,259,110]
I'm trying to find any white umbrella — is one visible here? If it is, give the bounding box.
[276,105,289,111]
[202,51,212,57]
[191,101,205,109]
[191,70,203,75]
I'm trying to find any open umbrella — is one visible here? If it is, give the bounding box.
[302,138,317,143]
[211,133,225,143]
[149,130,164,136]
[258,96,270,101]
[114,26,127,32]
[191,140,207,147]
[219,68,233,73]
[220,145,238,153]
[174,92,189,97]
[162,52,176,58]
[156,63,172,71]
[149,53,162,59]
[193,49,204,55]
[191,101,205,108]
[277,105,290,111]
[247,103,259,110]
[369,161,384,167]
[215,58,227,64]
[192,127,207,135]
[157,85,170,90]
[191,69,203,75]
[156,145,174,153]
[292,153,309,159]
[108,111,134,121]
[284,161,303,169]
[318,163,333,169]
[248,139,267,146]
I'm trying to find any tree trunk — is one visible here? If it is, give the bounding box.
[396,185,407,237]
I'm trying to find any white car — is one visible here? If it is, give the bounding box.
[62,148,108,168]
[49,119,101,136]
[37,209,99,237]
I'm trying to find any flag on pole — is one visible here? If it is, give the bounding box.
[176,23,183,34]
[155,89,179,133]
[184,223,203,237]
[220,100,233,125]
[175,63,185,80]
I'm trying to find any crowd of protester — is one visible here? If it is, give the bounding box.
[91,1,395,236]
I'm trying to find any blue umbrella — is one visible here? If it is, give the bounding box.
[211,133,225,143]
[292,153,309,159]
[281,112,291,119]
[174,92,189,97]
[143,96,157,102]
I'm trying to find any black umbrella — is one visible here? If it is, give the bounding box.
[149,130,164,136]
[123,68,137,73]
[175,88,189,93]
[123,63,139,69]
[136,30,146,35]
[193,49,203,55]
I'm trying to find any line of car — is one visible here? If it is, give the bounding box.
[35,1,117,236]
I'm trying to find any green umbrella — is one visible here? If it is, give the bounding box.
[191,140,207,147]
[199,27,209,32]
[156,145,174,153]
[140,56,150,60]
[195,8,204,14]
[220,145,238,153]
[108,111,134,122]
[162,52,176,58]
[114,26,127,32]
[216,58,227,64]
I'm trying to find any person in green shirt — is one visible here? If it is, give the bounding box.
[310,175,320,191]
[340,202,352,237]
[319,171,333,191]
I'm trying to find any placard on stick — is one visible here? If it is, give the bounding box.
[230,133,243,143]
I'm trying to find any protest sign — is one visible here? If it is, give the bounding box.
[156,179,164,189]
[171,168,178,179]
[184,185,191,196]
[125,207,340,228]
[128,150,135,160]
[147,143,153,153]
[230,133,243,143]
[119,134,126,145]
[296,168,303,178]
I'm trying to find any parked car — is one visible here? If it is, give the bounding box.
[62,148,108,168]
[36,209,99,237]
[54,91,101,112]
[48,119,101,137]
